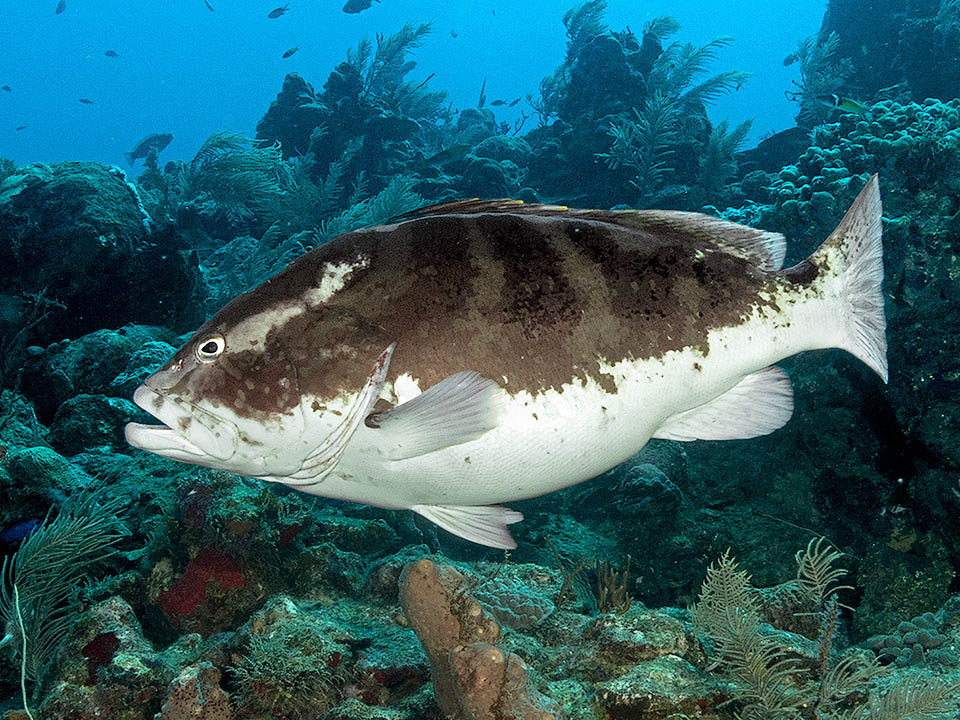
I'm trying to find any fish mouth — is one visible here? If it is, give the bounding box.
[125,384,238,464]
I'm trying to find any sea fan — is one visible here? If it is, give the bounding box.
[596,92,681,206]
[699,118,753,193]
[795,537,853,606]
[561,0,608,64]
[183,131,286,221]
[790,31,854,127]
[0,488,127,688]
[648,34,750,107]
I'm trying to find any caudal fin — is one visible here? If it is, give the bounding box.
[806,174,887,382]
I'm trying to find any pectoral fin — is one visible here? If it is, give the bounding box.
[654,365,794,442]
[368,370,503,461]
[411,504,523,549]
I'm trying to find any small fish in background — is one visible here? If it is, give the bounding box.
[282,46,299,59]
[477,76,486,108]
[783,51,798,66]
[450,29,458,38]
[508,97,521,107]
[818,93,869,115]
[342,0,379,13]
[124,132,173,164]
[55,0,66,14]
[78,98,94,104]
[104,50,119,58]
[490,99,506,106]
[424,144,470,166]
[414,73,434,91]
[1,86,11,93]
[0,519,40,547]
[15,125,26,131]
[267,4,289,18]
[204,0,215,10]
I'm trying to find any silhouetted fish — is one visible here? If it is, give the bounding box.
[783,52,797,66]
[424,144,470,166]
[343,0,379,13]
[15,125,26,131]
[105,50,119,58]
[204,0,215,10]
[1,86,11,93]
[124,133,173,164]
[78,98,94,104]
[490,99,506,106]
[0,519,39,545]
[508,97,521,107]
[267,4,289,18]
[55,0,66,13]
[282,46,299,58]
[125,177,887,549]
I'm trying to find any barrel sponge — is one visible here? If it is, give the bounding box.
[399,558,558,720]
[399,559,499,718]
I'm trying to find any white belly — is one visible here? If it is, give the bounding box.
[310,293,837,509]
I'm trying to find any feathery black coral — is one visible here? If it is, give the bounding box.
[692,541,960,720]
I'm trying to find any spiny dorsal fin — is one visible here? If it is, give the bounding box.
[392,200,786,271]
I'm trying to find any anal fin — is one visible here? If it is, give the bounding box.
[411,504,523,549]
[654,366,794,442]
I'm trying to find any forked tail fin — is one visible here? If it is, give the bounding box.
[804,174,887,382]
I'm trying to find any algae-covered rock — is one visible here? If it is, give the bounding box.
[584,605,702,674]
[4,444,91,498]
[41,597,169,720]
[472,136,533,166]
[0,163,201,344]
[0,389,48,449]
[47,394,141,456]
[18,325,183,423]
[159,663,232,720]
[594,655,729,720]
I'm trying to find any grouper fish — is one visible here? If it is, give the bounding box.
[125,175,887,548]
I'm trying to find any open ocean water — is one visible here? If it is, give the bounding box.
[1,0,960,718]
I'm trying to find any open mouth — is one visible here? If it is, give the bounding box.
[125,385,235,463]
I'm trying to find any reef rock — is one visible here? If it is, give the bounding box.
[0,163,200,346]
[255,73,328,159]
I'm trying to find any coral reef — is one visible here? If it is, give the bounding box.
[0,163,202,371]
[3,1,960,718]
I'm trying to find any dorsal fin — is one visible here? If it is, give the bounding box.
[390,200,786,271]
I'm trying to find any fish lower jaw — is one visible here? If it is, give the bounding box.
[124,421,207,460]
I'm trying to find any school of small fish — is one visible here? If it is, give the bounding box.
[3,0,546,142]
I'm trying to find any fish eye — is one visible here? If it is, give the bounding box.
[195,334,226,363]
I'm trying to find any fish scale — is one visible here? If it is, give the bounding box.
[126,175,886,548]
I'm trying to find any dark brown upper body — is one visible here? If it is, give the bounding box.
[174,205,796,418]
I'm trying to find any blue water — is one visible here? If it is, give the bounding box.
[1,0,824,166]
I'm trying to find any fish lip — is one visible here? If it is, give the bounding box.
[125,384,238,462]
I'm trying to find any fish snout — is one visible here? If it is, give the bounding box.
[127,384,239,462]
